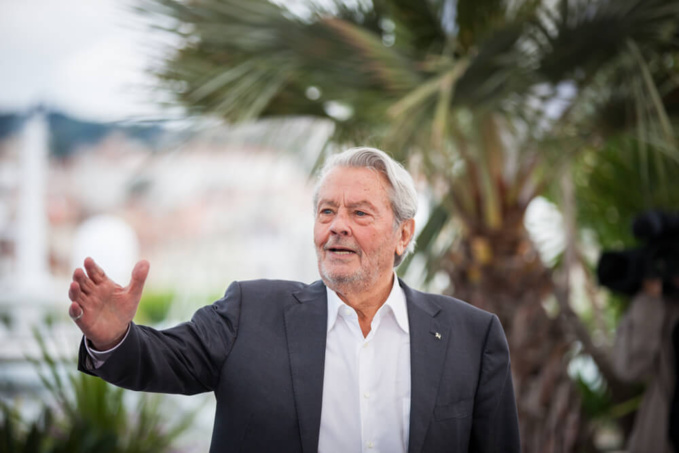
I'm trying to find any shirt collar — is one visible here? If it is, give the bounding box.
[326,274,409,334]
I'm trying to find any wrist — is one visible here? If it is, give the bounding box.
[90,325,129,351]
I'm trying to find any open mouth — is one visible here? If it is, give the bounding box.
[326,246,357,255]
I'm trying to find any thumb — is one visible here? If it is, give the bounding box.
[127,259,150,301]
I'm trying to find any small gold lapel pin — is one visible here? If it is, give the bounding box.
[435,332,442,340]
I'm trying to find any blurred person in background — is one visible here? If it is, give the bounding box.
[598,211,679,452]
[613,272,679,453]
[67,147,520,453]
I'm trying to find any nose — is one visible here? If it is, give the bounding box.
[329,210,351,236]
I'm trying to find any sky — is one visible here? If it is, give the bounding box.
[0,0,174,121]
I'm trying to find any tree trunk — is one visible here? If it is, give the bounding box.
[443,221,589,452]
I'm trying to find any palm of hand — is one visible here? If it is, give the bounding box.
[69,258,149,350]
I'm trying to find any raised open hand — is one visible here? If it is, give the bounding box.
[68,257,149,350]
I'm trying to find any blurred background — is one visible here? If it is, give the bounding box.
[1,0,679,452]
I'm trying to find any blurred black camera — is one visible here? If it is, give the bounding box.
[597,211,679,296]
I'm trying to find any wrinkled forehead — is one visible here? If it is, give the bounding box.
[314,166,393,208]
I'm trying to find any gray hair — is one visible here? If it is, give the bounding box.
[313,147,418,266]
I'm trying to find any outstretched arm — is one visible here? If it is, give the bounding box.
[70,257,240,395]
[68,257,149,350]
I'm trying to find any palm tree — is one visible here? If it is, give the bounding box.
[138,0,679,450]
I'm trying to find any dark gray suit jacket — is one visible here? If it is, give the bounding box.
[79,279,520,453]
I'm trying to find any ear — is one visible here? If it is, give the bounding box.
[395,218,415,256]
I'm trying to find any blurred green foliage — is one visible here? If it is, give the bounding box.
[574,138,679,251]
[575,374,613,419]
[0,310,12,330]
[0,329,194,453]
[135,290,176,326]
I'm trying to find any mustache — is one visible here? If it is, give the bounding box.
[323,239,359,253]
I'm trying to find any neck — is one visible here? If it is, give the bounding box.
[328,273,395,337]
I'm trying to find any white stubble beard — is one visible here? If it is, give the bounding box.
[316,247,370,294]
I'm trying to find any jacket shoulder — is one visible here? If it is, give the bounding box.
[223,279,324,307]
[233,278,317,295]
[434,292,493,319]
[402,282,498,332]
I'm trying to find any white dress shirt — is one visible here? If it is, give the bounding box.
[318,275,411,453]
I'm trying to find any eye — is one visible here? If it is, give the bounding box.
[355,210,366,217]
[319,208,333,215]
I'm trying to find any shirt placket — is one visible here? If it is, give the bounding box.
[359,315,382,453]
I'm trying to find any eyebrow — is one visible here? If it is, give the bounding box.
[317,199,379,211]
[348,201,378,211]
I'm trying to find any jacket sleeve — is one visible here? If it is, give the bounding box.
[613,293,665,382]
[78,280,242,395]
[470,315,521,453]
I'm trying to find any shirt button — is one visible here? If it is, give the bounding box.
[363,392,370,399]
[367,441,374,449]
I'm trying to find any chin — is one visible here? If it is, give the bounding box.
[319,265,364,288]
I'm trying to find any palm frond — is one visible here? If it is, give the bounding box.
[311,17,422,93]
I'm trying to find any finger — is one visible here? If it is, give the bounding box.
[84,257,107,284]
[69,302,84,322]
[68,281,81,302]
[72,268,93,295]
[127,260,150,301]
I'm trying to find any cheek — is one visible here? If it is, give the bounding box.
[313,223,327,247]
[359,230,391,253]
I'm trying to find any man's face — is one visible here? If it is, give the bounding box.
[314,166,413,293]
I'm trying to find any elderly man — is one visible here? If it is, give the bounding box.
[69,147,520,453]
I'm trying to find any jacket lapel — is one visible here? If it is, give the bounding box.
[401,280,450,453]
[285,280,328,453]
